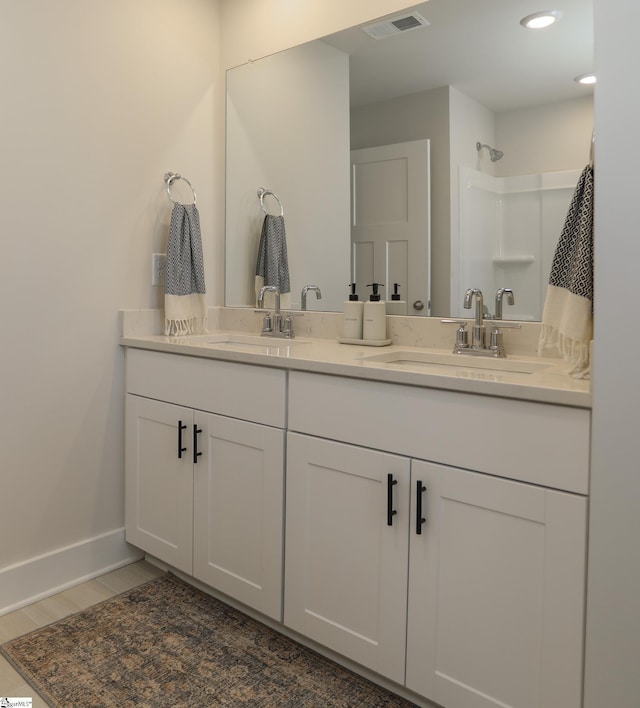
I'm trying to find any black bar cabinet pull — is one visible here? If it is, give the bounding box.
[177,420,187,459]
[416,480,427,534]
[387,473,398,526]
[193,424,202,464]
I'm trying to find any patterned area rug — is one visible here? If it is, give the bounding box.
[1,573,416,707]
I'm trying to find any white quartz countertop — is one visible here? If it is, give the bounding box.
[120,330,591,408]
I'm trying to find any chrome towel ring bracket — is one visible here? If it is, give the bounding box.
[257,187,284,216]
[164,171,197,205]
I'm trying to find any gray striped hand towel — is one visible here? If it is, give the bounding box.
[255,214,290,294]
[165,203,207,335]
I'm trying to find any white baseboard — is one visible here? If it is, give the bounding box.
[0,528,144,615]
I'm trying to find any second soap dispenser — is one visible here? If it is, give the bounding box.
[363,283,387,341]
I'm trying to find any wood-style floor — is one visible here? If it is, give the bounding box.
[0,560,164,706]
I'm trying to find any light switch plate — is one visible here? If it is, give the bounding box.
[152,253,166,287]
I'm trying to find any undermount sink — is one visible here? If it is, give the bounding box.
[200,333,311,355]
[359,350,551,376]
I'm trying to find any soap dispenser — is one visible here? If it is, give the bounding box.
[342,283,364,340]
[386,283,407,315]
[363,283,387,341]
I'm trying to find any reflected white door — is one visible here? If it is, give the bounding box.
[351,139,430,315]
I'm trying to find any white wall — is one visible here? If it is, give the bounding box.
[0,1,221,576]
[350,86,450,153]
[496,96,594,176]
[226,41,350,311]
[584,1,640,706]
[220,0,413,69]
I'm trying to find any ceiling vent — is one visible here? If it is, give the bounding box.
[361,12,430,40]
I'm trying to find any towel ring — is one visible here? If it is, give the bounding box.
[164,172,197,206]
[257,187,284,216]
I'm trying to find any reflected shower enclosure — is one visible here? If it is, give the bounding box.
[456,167,581,320]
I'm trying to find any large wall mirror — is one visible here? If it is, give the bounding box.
[225,0,593,321]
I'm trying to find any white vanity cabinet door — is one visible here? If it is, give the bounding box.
[284,432,410,685]
[406,460,587,708]
[193,413,284,621]
[125,394,194,574]
[125,351,288,619]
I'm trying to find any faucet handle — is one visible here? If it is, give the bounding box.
[489,322,521,330]
[441,319,469,351]
[488,322,521,355]
[261,312,273,334]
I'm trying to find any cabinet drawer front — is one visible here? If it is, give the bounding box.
[288,371,589,494]
[126,348,286,427]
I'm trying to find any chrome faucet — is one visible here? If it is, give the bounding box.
[495,288,515,319]
[301,285,322,311]
[258,285,280,316]
[464,288,486,349]
[442,287,521,357]
[257,285,294,338]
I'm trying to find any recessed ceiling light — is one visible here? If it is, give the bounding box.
[575,73,597,85]
[520,10,563,29]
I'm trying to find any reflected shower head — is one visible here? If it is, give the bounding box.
[476,142,504,162]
